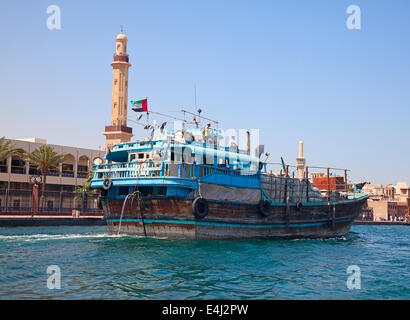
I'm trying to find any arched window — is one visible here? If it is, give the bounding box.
[78,156,90,178]
[11,156,26,174]
[62,154,75,177]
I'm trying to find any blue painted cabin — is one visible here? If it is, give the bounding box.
[90,137,263,201]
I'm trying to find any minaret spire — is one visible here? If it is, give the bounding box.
[103,29,133,151]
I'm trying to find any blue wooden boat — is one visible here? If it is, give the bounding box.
[90,121,368,240]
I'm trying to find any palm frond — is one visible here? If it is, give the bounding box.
[26,145,67,174]
[0,137,22,162]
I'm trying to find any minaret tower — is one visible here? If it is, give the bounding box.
[104,27,133,151]
[296,141,306,179]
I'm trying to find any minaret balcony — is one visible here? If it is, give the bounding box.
[113,54,129,62]
[105,125,133,134]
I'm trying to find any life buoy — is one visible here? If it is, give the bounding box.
[102,177,112,191]
[258,162,264,171]
[258,199,271,217]
[192,197,208,219]
[296,201,303,210]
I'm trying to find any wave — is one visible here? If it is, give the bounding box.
[0,233,121,242]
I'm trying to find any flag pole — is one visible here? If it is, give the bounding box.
[194,82,197,108]
[146,96,149,139]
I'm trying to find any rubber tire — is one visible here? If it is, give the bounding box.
[296,201,303,211]
[258,199,271,217]
[192,197,209,219]
[258,162,264,171]
[102,178,112,191]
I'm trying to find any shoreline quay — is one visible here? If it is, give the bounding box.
[353,221,409,226]
[0,216,106,227]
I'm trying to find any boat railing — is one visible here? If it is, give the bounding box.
[93,161,259,181]
[264,162,364,201]
[93,161,161,179]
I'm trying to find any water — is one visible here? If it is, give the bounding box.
[0,225,409,299]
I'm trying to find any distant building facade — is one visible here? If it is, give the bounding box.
[362,183,384,197]
[361,182,410,221]
[0,138,105,192]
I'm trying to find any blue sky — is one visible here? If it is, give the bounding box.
[0,0,409,184]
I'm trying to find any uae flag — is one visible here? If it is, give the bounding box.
[131,99,148,112]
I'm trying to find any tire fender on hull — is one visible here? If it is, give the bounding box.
[258,199,271,217]
[192,197,209,219]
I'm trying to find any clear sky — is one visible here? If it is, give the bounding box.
[0,0,409,185]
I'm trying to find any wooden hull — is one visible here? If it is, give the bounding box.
[102,197,366,240]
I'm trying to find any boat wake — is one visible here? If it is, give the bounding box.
[0,233,123,243]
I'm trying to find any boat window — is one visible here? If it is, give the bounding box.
[155,186,166,196]
[138,186,152,196]
[129,154,136,162]
[138,153,144,159]
[136,186,167,197]
[118,187,130,196]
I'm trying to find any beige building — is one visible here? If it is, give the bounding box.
[104,28,133,151]
[362,182,410,221]
[362,183,384,197]
[393,181,410,202]
[0,138,105,191]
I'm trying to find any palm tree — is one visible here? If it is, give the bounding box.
[74,170,96,210]
[0,137,22,162]
[75,169,96,194]
[25,145,67,205]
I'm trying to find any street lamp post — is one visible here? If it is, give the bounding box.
[29,175,42,217]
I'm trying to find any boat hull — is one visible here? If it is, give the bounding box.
[102,197,366,240]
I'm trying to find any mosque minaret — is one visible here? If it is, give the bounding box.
[104,27,133,151]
